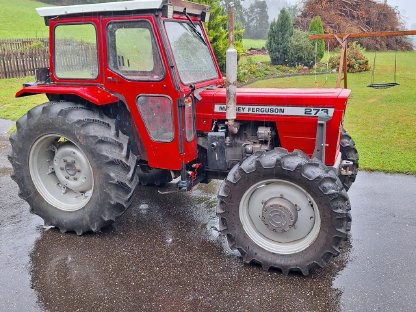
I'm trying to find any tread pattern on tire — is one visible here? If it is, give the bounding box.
[217,148,351,276]
[9,101,139,235]
[340,129,359,191]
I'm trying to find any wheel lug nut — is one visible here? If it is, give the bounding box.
[63,159,67,163]
[65,176,69,179]
[74,177,78,181]
[77,169,81,172]
[71,160,75,164]
[60,167,64,171]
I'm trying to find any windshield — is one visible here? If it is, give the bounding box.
[165,21,219,85]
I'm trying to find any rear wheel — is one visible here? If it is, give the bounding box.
[339,129,359,191]
[217,148,351,276]
[9,102,138,235]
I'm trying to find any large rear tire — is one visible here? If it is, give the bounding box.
[217,148,351,276]
[8,102,138,235]
[340,129,359,191]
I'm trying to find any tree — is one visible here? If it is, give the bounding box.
[266,8,293,65]
[221,0,245,27]
[243,0,270,39]
[287,30,315,67]
[296,0,412,51]
[308,16,324,61]
[192,0,244,71]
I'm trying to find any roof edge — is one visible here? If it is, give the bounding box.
[36,0,210,18]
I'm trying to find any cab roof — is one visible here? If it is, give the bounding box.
[37,0,210,20]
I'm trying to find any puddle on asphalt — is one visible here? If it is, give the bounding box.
[27,181,352,312]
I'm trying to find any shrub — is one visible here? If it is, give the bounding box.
[329,41,370,73]
[266,9,293,65]
[287,30,315,67]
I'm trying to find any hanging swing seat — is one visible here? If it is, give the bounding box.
[367,51,399,89]
[367,82,400,89]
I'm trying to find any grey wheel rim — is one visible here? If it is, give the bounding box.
[239,179,321,255]
[29,134,94,212]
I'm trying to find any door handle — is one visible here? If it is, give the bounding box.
[107,76,119,83]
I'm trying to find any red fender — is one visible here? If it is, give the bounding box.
[16,84,119,105]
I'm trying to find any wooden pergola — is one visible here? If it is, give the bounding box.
[309,30,416,88]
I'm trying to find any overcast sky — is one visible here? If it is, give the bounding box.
[387,0,415,27]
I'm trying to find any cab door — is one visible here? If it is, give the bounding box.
[101,16,186,170]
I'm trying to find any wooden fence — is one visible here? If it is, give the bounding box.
[0,39,97,79]
[0,38,48,52]
[0,48,49,79]
[0,39,49,79]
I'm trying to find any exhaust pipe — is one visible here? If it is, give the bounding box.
[226,8,238,134]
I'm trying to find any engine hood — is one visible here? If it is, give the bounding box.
[196,87,351,124]
[199,87,351,106]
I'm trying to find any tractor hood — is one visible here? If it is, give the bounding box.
[199,87,350,107]
[196,87,351,128]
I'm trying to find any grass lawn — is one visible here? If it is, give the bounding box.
[0,77,46,121]
[0,0,48,39]
[247,51,416,175]
[240,54,271,64]
[243,39,266,50]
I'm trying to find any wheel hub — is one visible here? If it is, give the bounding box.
[261,197,298,233]
[65,162,77,176]
[29,134,94,212]
[53,143,93,193]
[239,179,321,254]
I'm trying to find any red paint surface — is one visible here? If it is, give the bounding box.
[16,85,119,105]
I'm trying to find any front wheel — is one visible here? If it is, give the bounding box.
[9,102,138,235]
[339,129,359,191]
[217,148,351,276]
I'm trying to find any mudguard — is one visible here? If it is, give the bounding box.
[16,84,119,105]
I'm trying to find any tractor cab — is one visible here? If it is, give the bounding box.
[18,0,223,178]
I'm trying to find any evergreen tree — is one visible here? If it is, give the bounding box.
[266,8,293,65]
[221,0,245,27]
[308,16,325,61]
[244,0,269,39]
[192,0,244,71]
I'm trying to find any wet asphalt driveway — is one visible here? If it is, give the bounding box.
[1,133,416,312]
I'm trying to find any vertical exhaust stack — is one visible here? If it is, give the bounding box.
[226,8,238,134]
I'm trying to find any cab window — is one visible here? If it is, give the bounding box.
[54,23,98,79]
[107,21,164,81]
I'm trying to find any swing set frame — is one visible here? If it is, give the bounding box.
[309,30,416,88]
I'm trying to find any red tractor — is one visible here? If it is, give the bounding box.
[9,0,358,275]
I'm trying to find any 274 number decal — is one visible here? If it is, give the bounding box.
[304,108,330,116]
